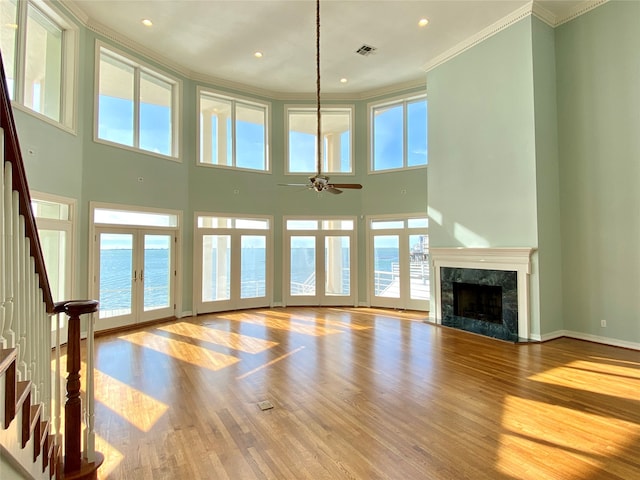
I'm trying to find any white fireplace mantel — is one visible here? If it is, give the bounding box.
[430,247,535,340]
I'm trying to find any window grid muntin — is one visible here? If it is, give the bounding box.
[97,44,179,159]
[370,94,427,172]
[198,89,268,172]
[286,105,354,175]
[3,0,74,127]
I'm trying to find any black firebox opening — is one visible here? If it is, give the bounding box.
[452,282,502,324]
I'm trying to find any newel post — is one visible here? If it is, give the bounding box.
[62,300,103,479]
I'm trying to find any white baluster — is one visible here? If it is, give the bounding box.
[4,162,14,348]
[15,197,25,380]
[54,311,62,440]
[84,310,96,462]
[0,131,5,349]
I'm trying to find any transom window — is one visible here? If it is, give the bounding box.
[96,43,180,159]
[0,0,77,129]
[198,88,269,172]
[370,95,427,172]
[286,105,353,174]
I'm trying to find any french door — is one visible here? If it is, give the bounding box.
[194,215,272,314]
[369,216,429,311]
[284,217,356,306]
[94,227,175,331]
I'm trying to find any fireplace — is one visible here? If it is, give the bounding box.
[441,267,518,341]
[430,248,535,342]
[453,282,502,323]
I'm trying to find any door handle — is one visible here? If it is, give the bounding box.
[133,270,137,282]
[140,270,144,281]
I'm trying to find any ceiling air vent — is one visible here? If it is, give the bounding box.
[355,44,377,56]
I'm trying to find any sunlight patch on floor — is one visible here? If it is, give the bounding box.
[527,360,640,401]
[95,432,124,480]
[236,346,306,380]
[158,322,279,354]
[497,394,640,479]
[121,331,240,371]
[52,356,168,432]
[222,313,344,337]
[93,368,169,432]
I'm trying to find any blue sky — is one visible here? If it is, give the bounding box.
[99,95,427,172]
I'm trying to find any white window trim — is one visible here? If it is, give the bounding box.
[88,201,184,316]
[284,103,355,176]
[31,191,77,300]
[9,0,79,134]
[365,212,429,310]
[367,92,427,174]
[283,214,358,307]
[196,86,271,173]
[193,211,274,313]
[93,40,182,162]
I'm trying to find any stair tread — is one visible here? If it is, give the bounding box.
[0,348,17,374]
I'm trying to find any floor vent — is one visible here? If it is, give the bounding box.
[257,400,274,411]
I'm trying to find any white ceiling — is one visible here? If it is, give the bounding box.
[64,0,594,97]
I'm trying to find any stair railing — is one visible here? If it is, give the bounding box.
[0,49,102,478]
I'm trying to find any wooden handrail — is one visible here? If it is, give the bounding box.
[0,50,54,313]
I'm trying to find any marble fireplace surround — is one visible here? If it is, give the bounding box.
[430,248,535,341]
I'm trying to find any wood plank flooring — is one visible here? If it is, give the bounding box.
[71,307,639,479]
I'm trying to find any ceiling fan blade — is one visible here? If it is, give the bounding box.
[278,183,311,187]
[326,187,343,194]
[328,183,363,190]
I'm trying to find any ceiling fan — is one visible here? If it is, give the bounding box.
[279,0,363,195]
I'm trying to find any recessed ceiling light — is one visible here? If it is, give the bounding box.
[418,18,429,27]
[141,19,153,27]
[340,78,348,84]
[254,51,263,58]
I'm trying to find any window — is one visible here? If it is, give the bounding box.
[0,0,77,129]
[370,95,427,172]
[96,43,180,159]
[198,88,269,171]
[286,106,353,174]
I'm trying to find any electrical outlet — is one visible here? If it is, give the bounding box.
[600,319,607,328]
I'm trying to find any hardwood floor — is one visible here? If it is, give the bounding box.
[69,307,639,479]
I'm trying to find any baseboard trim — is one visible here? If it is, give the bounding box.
[177,311,193,318]
[562,331,640,351]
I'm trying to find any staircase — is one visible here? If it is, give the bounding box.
[0,51,101,479]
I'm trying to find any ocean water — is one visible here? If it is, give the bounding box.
[100,248,170,312]
[100,247,402,311]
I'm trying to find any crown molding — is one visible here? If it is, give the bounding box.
[423,0,609,73]
[423,3,533,73]
[531,2,557,26]
[56,0,88,24]
[550,0,609,27]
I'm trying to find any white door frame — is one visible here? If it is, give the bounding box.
[89,202,182,331]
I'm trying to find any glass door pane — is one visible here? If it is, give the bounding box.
[202,235,231,302]
[325,236,350,296]
[290,236,316,296]
[241,235,266,299]
[99,233,134,319]
[39,229,67,303]
[409,234,429,301]
[373,235,399,298]
[143,234,172,311]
